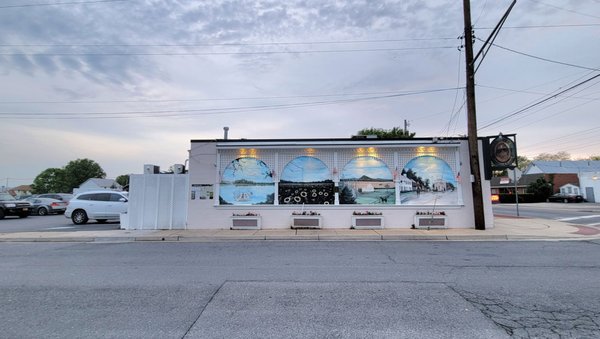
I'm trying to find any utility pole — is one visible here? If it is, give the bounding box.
[463,0,486,230]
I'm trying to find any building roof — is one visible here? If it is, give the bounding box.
[81,178,121,189]
[490,174,542,188]
[524,160,600,175]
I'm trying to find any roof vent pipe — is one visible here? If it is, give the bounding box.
[223,126,229,140]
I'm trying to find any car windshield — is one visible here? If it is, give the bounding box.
[0,193,16,201]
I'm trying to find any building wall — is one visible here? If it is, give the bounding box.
[544,174,579,194]
[187,139,494,229]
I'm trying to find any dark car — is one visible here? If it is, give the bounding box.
[35,193,73,203]
[25,197,68,216]
[547,193,585,203]
[0,193,31,219]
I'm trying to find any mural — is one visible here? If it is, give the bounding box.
[219,157,274,205]
[339,156,395,204]
[400,155,458,205]
[279,156,334,204]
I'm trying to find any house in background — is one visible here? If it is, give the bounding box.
[8,185,32,198]
[73,178,123,194]
[523,160,600,202]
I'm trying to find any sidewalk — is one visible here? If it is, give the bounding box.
[1,216,599,243]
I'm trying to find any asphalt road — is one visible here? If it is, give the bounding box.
[0,214,120,232]
[1,240,599,338]
[493,202,600,226]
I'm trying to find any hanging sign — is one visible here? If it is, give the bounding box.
[489,134,517,170]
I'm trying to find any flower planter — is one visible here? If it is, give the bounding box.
[231,216,261,230]
[291,215,322,229]
[351,216,384,229]
[414,215,447,229]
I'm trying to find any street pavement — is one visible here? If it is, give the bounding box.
[1,212,600,243]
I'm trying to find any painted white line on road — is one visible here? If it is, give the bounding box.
[46,226,76,230]
[557,215,600,221]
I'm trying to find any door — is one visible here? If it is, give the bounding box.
[585,187,595,203]
[105,193,128,218]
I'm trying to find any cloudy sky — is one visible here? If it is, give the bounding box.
[1,0,598,188]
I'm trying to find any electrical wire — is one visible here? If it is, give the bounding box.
[0,87,460,120]
[478,72,600,130]
[476,38,600,71]
[0,0,129,9]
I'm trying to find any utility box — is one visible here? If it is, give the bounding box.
[173,164,185,174]
[144,164,160,174]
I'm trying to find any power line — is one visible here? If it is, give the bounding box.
[528,0,600,20]
[477,23,600,29]
[0,87,460,120]
[478,73,600,130]
[0,46,455,57]
[0,87,459,105]
[0,37,456,48]
[0,0,129,9]
[476,38,600,71]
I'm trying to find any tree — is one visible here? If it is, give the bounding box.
[115,174,130,188]
[63,159,106,191]
[32,168,67,194]
[589,155,600,161]
[534,152,571,161]
[516,155,531,171]
[526,177,553,202]
[356,127,415,139]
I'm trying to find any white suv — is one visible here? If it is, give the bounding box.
[65,191,128,225]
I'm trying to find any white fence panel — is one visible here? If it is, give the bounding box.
[126,174,189,230]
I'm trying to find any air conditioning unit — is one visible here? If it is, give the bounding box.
[144,164,160,174]
[173,164,185,174]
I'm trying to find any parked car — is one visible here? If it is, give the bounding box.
[25,197,68,216]
[0,193,31,219]
[547,193,585,203]
[65,191,128,225]
[35,193,73,203]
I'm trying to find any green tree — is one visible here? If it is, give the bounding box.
[589,155,600,161]
[62,159,106,192]
[356,127,415,139]
[32,168,67,194]
[526,177,553,202]
[115,174,130,188]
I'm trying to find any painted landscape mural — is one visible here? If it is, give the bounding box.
[279,156,334,204]
[400,155,458,205]
[339,156,395,205]
[219,157,274,205]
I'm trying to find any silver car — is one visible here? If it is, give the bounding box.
[65,191,128,225]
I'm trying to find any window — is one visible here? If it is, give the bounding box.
[339,156,394,205]
[110,193,125,202]
[219,158,274,205]
[279,156,333,205]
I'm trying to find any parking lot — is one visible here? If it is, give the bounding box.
[0,214,121,233]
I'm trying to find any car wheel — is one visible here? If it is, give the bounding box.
[0,209,5,220]
[96,219,107,224]
[37,207,49,216]
[71,210,89,225]
[563,198,568,203]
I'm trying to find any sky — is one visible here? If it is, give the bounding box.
[1,0,599,189]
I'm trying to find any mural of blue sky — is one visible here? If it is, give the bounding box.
[403,156,455,186]
[341,156,392,180]
[281,156,330,182]
[221,158,273,184]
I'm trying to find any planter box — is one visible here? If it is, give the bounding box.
[351,216,384,229]
[231,216,261,230]
[291,216,322,229]
[414,215,447,229]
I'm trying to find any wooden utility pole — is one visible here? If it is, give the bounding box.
[463,0,486,230]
